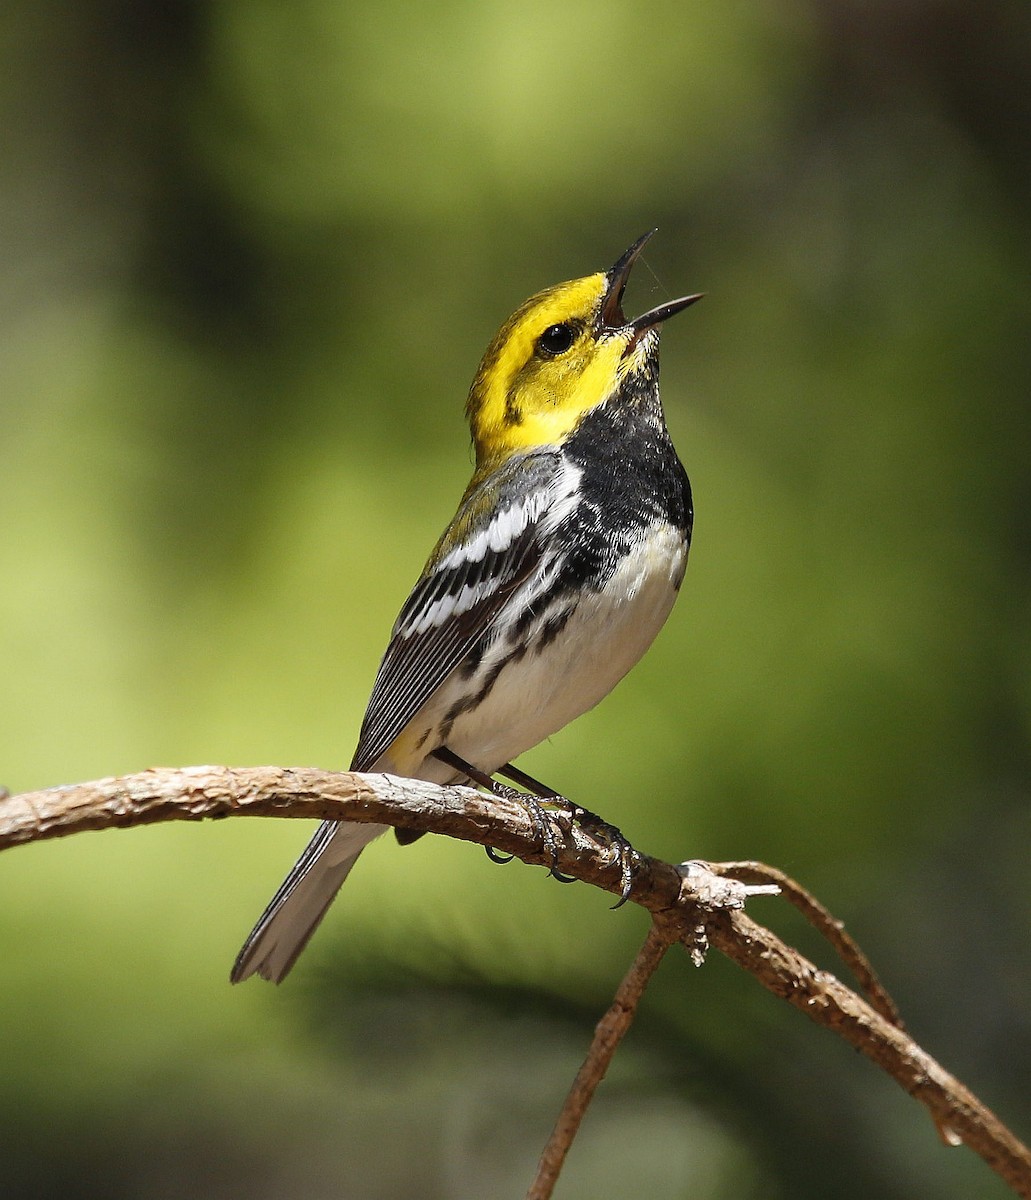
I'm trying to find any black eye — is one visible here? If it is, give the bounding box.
[536,323,577,357]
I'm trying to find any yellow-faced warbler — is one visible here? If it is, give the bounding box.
[233,232,701,983]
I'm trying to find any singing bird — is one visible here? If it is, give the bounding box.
[232,232,700,983]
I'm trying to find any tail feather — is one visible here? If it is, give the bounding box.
[231,820,388,984]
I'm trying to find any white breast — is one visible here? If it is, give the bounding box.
[386,520,688,783]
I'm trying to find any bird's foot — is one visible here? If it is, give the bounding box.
[498,761,638,901]
[431,747,638,899]
[560,804,639,907]
[432,747,566,873]
[479,779,567,872]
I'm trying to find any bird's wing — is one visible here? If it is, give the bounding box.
[350,450,567,772]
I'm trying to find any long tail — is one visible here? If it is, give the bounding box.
[231,820,388,984]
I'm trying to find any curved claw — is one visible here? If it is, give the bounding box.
[549,866,578,884]
[561,805,639,908]
[609,869,635,909]
[485,846,514,864]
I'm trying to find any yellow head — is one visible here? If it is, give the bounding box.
[466,233,701,470]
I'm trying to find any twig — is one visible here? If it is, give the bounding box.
[526,916,680,1200]
[703,911,1031,1196]
[0,767,1029,1197]
[711,859,904,1028]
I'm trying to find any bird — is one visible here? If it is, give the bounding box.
[231,231,701,984]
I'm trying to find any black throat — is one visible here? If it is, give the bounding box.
[552,392,692,593]
[564,393,692,537]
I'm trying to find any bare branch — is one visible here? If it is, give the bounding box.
[527,916,681,1200]
[1,767,1029,1197]
[704,911,1031,1195]
[0,765,689,906]
[712,859,904,1028]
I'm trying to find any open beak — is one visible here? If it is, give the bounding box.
[600,230,704,337]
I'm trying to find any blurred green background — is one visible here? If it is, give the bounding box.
[2,1,1030,1196]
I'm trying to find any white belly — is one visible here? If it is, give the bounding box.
[382,521,687,783]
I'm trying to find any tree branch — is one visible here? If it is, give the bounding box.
[526,915,681,1200]
[1,766,1029,1198]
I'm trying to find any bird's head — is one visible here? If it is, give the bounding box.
[465,232,701,469]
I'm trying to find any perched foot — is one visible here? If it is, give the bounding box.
[500,763,640,900]
[432,747,566,873]
[432,747,639,900]
[562,803,639,907]
[496,760,577,881]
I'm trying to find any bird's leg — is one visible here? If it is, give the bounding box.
[493,756,641,907]
[494,761,560,798]
[491,761,578,883]
[431,746,564,871]
[439,744,643,902]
